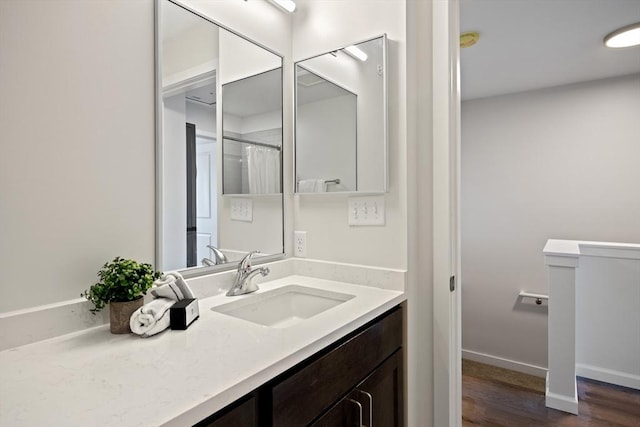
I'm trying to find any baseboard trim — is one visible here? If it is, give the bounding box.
[545,372,579,414]
[462,349,547,378]
[576,363,640,390]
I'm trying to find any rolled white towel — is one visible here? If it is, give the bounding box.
[130,298,175,338]
[150,271,194,301]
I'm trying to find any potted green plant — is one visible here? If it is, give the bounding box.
[82,257,161,334]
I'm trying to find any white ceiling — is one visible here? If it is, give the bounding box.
[460,0,640,100]
[222,68,282,117]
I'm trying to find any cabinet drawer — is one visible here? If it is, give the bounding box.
[271,307,402,427]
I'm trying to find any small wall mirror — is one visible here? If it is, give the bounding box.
[157,0,284,273]
[222,68,283,195]
[295,35,388,194]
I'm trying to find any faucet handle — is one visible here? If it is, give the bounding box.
[238,250,260,271]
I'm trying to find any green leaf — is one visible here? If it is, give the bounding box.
[80,257,162,313]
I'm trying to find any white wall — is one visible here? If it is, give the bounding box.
[461,74,640,370]
[218,195,284,256]
[292,0,407,270]
[186,102,217,135]
[576,253,640,389]
[218,28,282,85]
[0,0,155,312]
[162,2,219,81]
[162,94,187,271]
[405,0,434,424]
[181,0,291,60]
[297,95,357,190]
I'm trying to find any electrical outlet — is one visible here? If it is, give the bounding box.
[294,231,307,257]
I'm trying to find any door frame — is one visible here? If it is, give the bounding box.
[433,0,462,425]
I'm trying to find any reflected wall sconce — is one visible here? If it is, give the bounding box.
[343,45,368,62]
[266,0,296,13]
[604,22,640,48]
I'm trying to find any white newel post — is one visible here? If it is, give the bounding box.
[544,240,580,415]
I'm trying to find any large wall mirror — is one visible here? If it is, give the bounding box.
[295,35,388,194]
[157,0,284,274]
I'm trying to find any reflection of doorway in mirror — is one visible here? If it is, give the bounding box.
[184,81,217,268]
[196,135,217,265]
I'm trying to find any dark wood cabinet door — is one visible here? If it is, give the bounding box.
[310,396,361,427]
[193,395,256,427]
[356,350,404,427]
[271,308,402,427]
[194,306,403,427]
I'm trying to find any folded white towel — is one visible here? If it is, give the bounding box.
[150,271,194,301]
[130,298,175,338]
[299,179,326,193]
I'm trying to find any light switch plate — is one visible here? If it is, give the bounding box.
[231,198,253,222]
[348,196,385,226]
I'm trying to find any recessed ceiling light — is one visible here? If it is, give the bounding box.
[460,31,479,49]
[604,22,640,48]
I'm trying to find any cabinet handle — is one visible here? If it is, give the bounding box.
[348,398,364,427]
[357,389,374,427]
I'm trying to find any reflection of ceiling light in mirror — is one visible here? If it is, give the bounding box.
[343,45,368,61]
[266,0,296,13]
[604,22,640,48]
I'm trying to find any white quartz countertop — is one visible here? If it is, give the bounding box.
[0,275,405,427]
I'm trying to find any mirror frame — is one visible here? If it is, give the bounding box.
[154,0,286,278]
[293,34,388,195]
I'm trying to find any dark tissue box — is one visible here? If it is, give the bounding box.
[170,298,199,330]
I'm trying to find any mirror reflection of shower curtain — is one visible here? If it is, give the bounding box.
[245,146,280,194]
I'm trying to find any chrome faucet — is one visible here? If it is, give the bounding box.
[202,257,216,267]
[206,245,228,265]
[227,250,270,296]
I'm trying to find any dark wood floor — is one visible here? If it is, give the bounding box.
[463,371,640,426]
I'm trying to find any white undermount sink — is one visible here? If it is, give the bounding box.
[211,284,355,328]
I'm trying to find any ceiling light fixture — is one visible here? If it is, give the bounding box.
[266,0,296,13]
[343,45,368,62]
[460,31,479,48]
[604,22,640,48]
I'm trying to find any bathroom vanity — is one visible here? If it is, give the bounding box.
[197,306,402,426]
[0,275,405,426]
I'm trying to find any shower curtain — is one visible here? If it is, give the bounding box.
[245,145,280,194]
